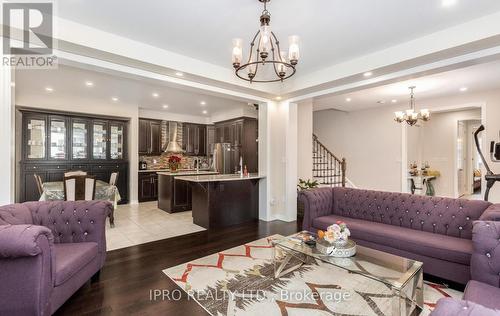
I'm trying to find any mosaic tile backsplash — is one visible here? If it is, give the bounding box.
[140,154,211,170]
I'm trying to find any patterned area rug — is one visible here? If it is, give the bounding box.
[163,235,462,316]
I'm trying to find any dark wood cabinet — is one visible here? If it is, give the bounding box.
[139,119,162,155]
[182,123,207,156]
[207,125,215,156]
[157,173,194,212]
[138,172,158,202]
[213,118,258,172]
[20,110,129,203]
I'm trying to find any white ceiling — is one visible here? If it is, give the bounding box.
[313,59,500,112]
[15,65,251,116]
[55,0,500,77]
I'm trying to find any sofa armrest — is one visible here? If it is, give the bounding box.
[0,224,54,315]
[0,224,53,258]
[430,298,499,316]
[471,221,500,288]
[299,188,334,232]
[480,204,500,221]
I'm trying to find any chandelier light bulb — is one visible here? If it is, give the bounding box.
[259,25,271,60]
[278,51,287,77]
[288,35,300,65]
[232,38,243,68]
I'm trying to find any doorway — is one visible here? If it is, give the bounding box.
[457,120,482,199]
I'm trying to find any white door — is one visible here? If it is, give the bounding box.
[457,121,467,196]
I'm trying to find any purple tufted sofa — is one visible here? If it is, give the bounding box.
[0,200,112,316]
[431,221,500,315]
[299,187,500,285]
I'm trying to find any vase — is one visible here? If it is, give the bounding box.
[170,165,178,172]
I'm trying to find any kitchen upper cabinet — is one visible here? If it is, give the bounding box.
[139,119,162,155]
[207,125,215,156]
[183,123,207,156]
[213,118,258,173]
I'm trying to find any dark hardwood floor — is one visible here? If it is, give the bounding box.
[55,220,301,316]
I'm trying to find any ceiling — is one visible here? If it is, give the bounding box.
[313,59,500,112]
[55,0,500,77]
[15,65,251,116]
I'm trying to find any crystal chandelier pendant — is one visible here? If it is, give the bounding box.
[232,0,299,83]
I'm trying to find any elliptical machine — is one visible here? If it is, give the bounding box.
[474,125,500,201]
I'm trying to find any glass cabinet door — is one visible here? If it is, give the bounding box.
[92,121,108,160]
[72,120,88,159]
[110,123,124,160]
[49,117,67,160]
[26,117,46,159]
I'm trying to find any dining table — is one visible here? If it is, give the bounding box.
[39,180,121,227]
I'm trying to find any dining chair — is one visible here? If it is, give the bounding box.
[109,172,119,186]
[64,176,96,201]
[33,174,44,197]
[64,170,88,177]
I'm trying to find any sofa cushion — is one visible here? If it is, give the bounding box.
[0,204,33,225]
[54,242,98,286]
[464,280,500,310]
[331,187,491,239]
[430,298,500,316]
[312,215,473,265]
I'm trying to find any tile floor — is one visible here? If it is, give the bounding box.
[106,201,206,251]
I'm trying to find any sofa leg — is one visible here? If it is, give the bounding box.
[91,270,101,283]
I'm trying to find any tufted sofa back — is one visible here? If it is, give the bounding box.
[332,187,491,239]
[0,204,34,225]
[471,221,500,288]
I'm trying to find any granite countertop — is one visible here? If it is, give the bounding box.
[156,170,219,176]
[139,169,211,173]
[175,173,264,182]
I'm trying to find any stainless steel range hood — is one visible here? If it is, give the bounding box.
[164,122,184,154]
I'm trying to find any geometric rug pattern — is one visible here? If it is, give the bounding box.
[163,235,462,316]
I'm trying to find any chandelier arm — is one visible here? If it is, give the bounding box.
[269,36,282,78]
[247,30,260,65]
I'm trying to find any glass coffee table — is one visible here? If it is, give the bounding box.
[272,235,424,316]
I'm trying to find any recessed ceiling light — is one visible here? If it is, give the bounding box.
[200,101,206,106]
[363,72,373,77]
[391,99,398,103]
[202,110,208,114]
[162,104,169,109]
[10,82,15,87]
[459,87,468,92]
[111,97,119,102]
[377,100,386,104]
[275,96,282,101]
[442,0,457,7]
[175,72,184,77]
[152,92,159,98]
[45,87,54,92]
[345,98,352,102]
[85,81,94,87]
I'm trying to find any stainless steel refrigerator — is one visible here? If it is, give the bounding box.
[213,143,236,174]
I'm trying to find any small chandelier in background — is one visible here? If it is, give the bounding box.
[232,0,300,83]
[394,86,430,126]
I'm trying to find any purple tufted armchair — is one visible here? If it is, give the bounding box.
[299,187,500,284]
[0,201,112,316]
[431,221,500,315]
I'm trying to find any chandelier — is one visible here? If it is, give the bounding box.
[231,0,300,83]
[394,86,430,126]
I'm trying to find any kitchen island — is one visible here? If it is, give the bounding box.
[157,171,218,213]
[175,174,264,229]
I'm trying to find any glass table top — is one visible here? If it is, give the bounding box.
[273,234,423,290]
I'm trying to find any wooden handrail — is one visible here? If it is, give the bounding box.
[313,134,347,187]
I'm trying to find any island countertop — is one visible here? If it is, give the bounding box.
[156,170,219,176]
[175,173,264,182]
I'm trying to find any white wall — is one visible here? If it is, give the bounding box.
[407,109,481,197]
[0,65,14,205]
[313,106,403,192]
[297,100,313,182]
[313,89,500,203]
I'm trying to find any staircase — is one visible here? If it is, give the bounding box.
[313,134,346,187]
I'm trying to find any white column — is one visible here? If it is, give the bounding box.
[0,62,15,205]
[297,100,313,182]
[258,101,298,222]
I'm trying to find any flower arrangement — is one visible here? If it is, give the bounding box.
[318,221,351,246]
[168,155,182,172]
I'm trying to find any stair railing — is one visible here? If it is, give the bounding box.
[312,134,346,187]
